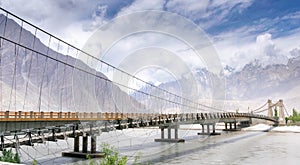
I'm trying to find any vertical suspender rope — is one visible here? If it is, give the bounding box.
[60,46,69,111]
[38,36,52,112]
[86,56,90,112]
[0,37,2,111]
[71,50,79,112]
[22,28,37,111]
[55,41,60,112]
[0,13,8,111]
[8,21,23,111]
[1,13,8,131]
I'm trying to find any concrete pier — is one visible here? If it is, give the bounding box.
[82,136,88,153]
[91,136,96,153]
[198,124,220,136]
[62,124,103,159]
[223,122,241,131]
[155,124,185,143]
[74,136,79,152]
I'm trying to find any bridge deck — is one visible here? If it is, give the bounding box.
[0,111,277,122]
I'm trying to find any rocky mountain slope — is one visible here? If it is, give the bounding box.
[135,53,300,112]
[0,14,141,113]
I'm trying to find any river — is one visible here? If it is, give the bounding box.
[18,124,300,165]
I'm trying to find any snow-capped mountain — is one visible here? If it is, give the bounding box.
[226,56,300,99]
[132,55,300,111]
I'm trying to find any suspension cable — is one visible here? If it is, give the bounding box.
[252,102,268,112]
[0,37,212,112]
[283,105,290,117]
[255,108,268,114]
[0,7,224,113]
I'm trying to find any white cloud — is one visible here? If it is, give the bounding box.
[214,32,296,71]
[117,0,165,16]
[1,0,299,76]
[165,0,253,29]
[0,0,107,47]
[282,11,300,20]
[82,5,108,32]
[166,0,210,18]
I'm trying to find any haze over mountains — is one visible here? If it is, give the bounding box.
[0,14,299,114]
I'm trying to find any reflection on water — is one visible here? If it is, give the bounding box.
[19,126,300,165]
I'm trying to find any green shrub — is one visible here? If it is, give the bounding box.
[0,148,20,163]
[100,143,128,165]
[288,108,300,123]
[87,143,143,165]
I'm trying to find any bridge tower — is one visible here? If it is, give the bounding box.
[278,99,285,125]
[267,99,273,117]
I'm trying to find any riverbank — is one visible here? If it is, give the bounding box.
[243,123,300,133]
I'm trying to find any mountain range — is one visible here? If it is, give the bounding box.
[0,14,299,114]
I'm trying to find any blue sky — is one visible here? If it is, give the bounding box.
[208,1,300,36]
[0,0,300,73]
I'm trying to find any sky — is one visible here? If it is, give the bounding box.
[0,0,300,78]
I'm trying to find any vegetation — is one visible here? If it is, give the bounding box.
[87,143,128,165]
[32,159,38,165]
[100,143,128,165]
[0,148,20,163]
[288,108,300,123]
[274,107,279,120]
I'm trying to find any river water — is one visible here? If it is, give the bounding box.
[18,124,300,165]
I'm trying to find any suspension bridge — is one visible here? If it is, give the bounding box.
[0,7,288,159]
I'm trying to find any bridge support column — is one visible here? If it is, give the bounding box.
[63,123,104,158]
[240,121,251,128]
[82,136,88,153]
[168,127,171,139]
[223,121,241,131]
[149,118,153,126]
[198,124,220,136]
[91,136,96,153]
[155,124,184,143]
[161,128,164,139]
[208,125,210,133]
[0,135,4,150]
[103,122,109,132]
[175,127,178,139]
[74,136,79,152]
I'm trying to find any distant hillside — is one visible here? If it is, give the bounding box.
[0,14,142,113]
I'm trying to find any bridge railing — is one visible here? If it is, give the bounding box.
[0,111,278,123]
[0,111,79,119]
[0,111,158,120]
